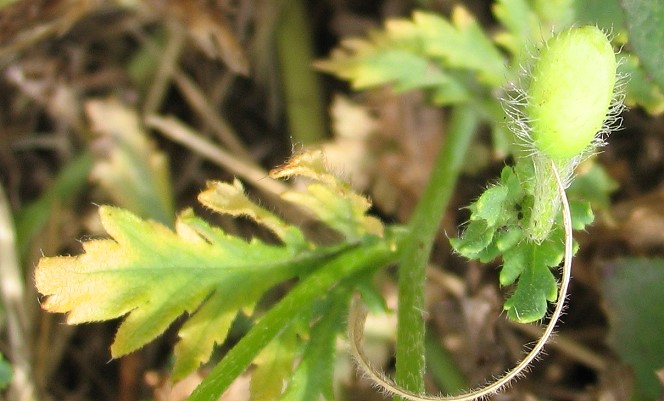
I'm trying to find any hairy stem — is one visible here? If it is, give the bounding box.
[528,155,574,242]
[349,159,574,400]
[395,105,478,397]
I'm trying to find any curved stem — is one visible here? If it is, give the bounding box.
[349,159,574,400]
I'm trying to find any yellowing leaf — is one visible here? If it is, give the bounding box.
[282,184,383,241]
[198,179,305,245]
[270,150,339,188]
[35,149,384,381]
[87,98,174,225]
[270,150,383,240]
[250,326,299,401]
[36,205,313,379]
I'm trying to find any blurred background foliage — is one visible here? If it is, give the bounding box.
[0,0,663,400]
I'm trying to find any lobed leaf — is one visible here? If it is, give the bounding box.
[503,262,558,323]
[568,200,594,230]
[452,164,592,323]
[271,150,384,240]
[35,206,311,379]
[198,179,306,246]
[471,185,509,226]
[316,7,507,105]
[413,8,507,86]
[35,149,386,381]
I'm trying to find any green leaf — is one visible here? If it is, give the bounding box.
[495,227,522,251]
[503,241,561,323]
[412,9,507,86]
[568,162,620,210]
[279,293,348,401]
[0,353,12,390]
[35,149,389,383]
[500,244,528,286]
[316,8,506,104]
[573,0,624,31]
[15,151,92,259]
[330,49,453,91]
[501,165,524,203]
[621,0,664,91]
[198,179,306,246]
[568,200,594,230]
[450,220,494,258]
[471,185,509,226]
[532,0,575,29]
[493,0,537,59]
[603,258,664,400]
[618,54,664,115]
[35,206,319,379]
[271,150,383,240]
[477,242,501,263]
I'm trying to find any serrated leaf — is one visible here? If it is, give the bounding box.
[281,184,382,241]
[568,162,619,210]
[573,0,625,31]
[503,241,561,323]
[34,205,333,379]
[316,8,506,104]
[270,150,339,187]
[477,242,501,263]
[316,41,463,101]
[414,8,507,86]
[495,227,522,251]
[501,165,523,202]
[198,179,305,245]
[271,150,383,240]
[532,0,575,29]
[36,148,384,381]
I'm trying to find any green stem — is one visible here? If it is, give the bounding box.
[187,236,399,401]
[395,105,478,396]
[276,0,327,145]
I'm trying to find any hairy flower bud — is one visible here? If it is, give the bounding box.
[527,26,617,160]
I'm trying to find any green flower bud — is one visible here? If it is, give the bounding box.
[526,26,617,160]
